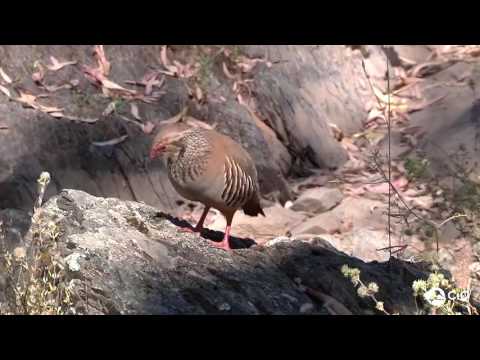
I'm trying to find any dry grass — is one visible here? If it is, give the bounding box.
[0,172,74,315]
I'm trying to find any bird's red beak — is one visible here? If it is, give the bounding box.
[150,143,166,160]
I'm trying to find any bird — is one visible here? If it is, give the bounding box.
[149,111,265,251]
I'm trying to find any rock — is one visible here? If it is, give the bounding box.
[242,45,372,168]
[65,253,84,272]
[390,45,432,66]
[437,248,456,270]
[291,212,343,236]
[350,230,390,263]
[290,187,343,213]
[299,302,315,314]
[0,189,438,314]
[291,197,386,237]
[473,242,480,260]
[208,204,308,245]
[470,262,480,280]
[0,45,292,213]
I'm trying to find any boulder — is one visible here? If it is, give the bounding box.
[290,187,343,213]
[0,190,436,315]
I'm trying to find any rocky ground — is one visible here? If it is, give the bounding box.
[1,45,480,314]
[0,189,436,315]
[177,45,480,309]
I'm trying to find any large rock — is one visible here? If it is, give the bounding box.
[290,187,344,213]
[0,45,293,212]
[291,197,387,236]
[0,190,436,315]
[241,45,373,169]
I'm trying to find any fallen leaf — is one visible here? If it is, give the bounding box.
[32,61,45,83]
[365,177,409,194]
[160,46,178,74]
[141,121,155,134]
[93,45,110,76]
[92,135,128,147]
[102,78,134,92]
[160,46,170,68]
[0,85,11,98]
[144,72,161,95]
[82,64,106,85]
[130,102,141,120]
[16,91,38,108]
[408,195,434,210]
[15,91,63,114]
[102,101,116,116]
[63,115,99,123]
[125,73,165,96]
[195,84,203,102]
[49,112,64,118]
[0,67,12,84]
[46,56,77,71]
[39,104,64,113]
[222,62,236,79]
[43,83,72,92]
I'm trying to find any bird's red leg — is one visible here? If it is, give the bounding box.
[211,213,232,251]
[178,206,210,234]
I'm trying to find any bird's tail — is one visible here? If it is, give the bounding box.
[242,196,266,217]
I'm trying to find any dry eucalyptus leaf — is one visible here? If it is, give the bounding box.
[46,56,77,71]
[49,112,64,118]
[222,62,236,79]
[93,45,110,76]
[141,121,156,134]
[16,91,38,108]
[195,84,203,101]
[0,84,11,98]
[160,45,177,73]
[32,61,45,83]
[103,101,116,116]
[92,134,128,147]
[40,104,64,113]
[0,67,12,84]
[130,102,141,120]
[43,83,72,92]
[102,78,134,92]
[63,115,99,123]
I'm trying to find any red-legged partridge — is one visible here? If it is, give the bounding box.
[150,114,265,251]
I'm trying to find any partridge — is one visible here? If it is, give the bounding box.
[149,113,265,251]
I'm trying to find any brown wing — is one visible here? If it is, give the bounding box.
[213,131,264,216]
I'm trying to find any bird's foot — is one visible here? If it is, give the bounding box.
[178,226,199,233]
[210,240,231,251]
[178,225,204,236]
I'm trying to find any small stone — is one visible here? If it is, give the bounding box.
[65,253,83,272]
[300,302,315,313]
[264,236,291,247]
[290,188,344,214]
[469,262,480,279]
[218,303,231,312]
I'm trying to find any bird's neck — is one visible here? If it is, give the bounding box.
[167,129,212,182]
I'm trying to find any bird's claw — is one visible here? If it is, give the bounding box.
[210,240,231,251]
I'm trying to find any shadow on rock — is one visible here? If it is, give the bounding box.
[154,211,256,249]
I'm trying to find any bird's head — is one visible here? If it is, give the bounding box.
[149,119,191,160]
